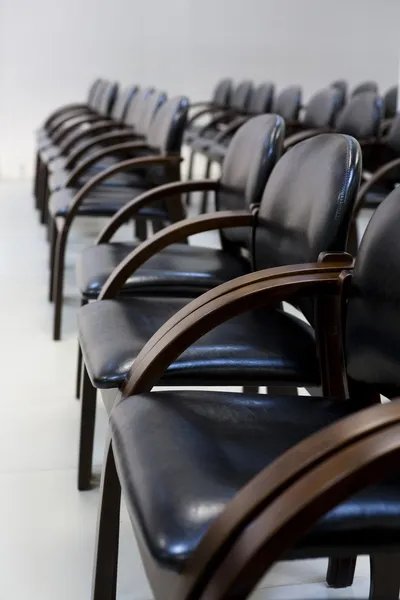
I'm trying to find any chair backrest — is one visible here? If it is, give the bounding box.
[87,78,102,104]
[136,91,167,137]
[218,114,285,248]
[385,113,400,153]
[146,96,189,154]
[351,81,379,97]
[89,79,107,110]
[335,92,382,139]
[230,80,254,112]
[345,185,400,398]
[303,88,342,129]
[97,81,119,116]
[110,85,139,121]
[274,85,302,122]
[247,83,275,115]
[330,79,348,105]
[123,87,154,127]
[212,78,234,108]
[383,85,398,119]
[253,134,361,273]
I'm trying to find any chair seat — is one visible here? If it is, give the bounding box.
[111,390,400,570]
[49,187,168,219]
[48,166,147,193]
[78,297,319,388]
[76,242,251,299]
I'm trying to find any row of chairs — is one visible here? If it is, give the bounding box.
[34,77,400,600]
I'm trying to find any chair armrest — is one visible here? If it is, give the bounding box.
[65,141,151,185]
[50,114,105,140]
[176,401,400,599]
[354,157,400,217]
[96,179,220,243]
[211,116,248,144]
[99,208,250,299]
[63,155,182,228]
[121,262,352,397]
[44,103,91,128]
[283,128,328,151]
[64,130,138,169]
[59,121,126,154]
[197,110,235,136]
[186,105,222,128]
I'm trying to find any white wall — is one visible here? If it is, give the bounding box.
[0,0,398,177]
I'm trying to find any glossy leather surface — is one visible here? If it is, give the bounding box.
[48,168,146,194]
[274,85,302,122]
[110,85,138,122]
[133,91,167,137]
[146,96,189,153]
[351,81,379,97]
[77,242,250,299]
[248,83,275,114]
[336,92,382,139]
[78,298,318,388]
[213,78,234,107]
[110,390,400,570]
[384,85,398,119]
[230,80,254,112]
[346,186,400,397]
[97,81,118,116]
[303,88,341,129]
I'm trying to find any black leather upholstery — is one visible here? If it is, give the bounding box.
[248,83,275,115]
[303,88,342,129]
[351,81,379,97]
[78,298,318,388]
[110,85,138,122]
[97,81,119,117]
[336,92,382,139]
[110,390,400,570]
[384,85,398,119]
[230,80,254,112]
[346,186,400,398]
[76,114,285,297]
[77,242,250,299]
[274,85,302,122]
[212,78,233,107]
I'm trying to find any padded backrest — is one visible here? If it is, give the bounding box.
[87,78,102,104]
[213,78,234,107]
[137,91,167,137]
[303,88,342,129]
[253,134,361,273]
[345,186,400,398]
[89,80,107,110]
[274,86,302,122]
[146,96,189,153]
[330,80,347,111]
[385,114,400,154]
[351,81,379,97]
[124,88,154,127]
[231,80,254,112]
[335,92,382,139]
[218,114,285,248]
[110,85,139,121]
[248,83,275,115]
[98,81,119,116]
[384,85,398,119]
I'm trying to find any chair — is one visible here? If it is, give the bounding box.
[383,85,398,119]
[92,180,400,600]
[48,96,189,341]
[76,133,361,494]
[351,81,379,97]
[273,84,302,130]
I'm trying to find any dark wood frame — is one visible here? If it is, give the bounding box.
[90,261,399,600]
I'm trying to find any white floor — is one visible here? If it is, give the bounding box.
[0,181,375,599]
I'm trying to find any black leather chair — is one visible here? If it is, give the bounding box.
[184,78,234,146]
[273,84,302,130]
[92,181,400,600]
[76,133,361,494]
[48,96,189,341]
[383,85,398,119]
[351,81,379,97]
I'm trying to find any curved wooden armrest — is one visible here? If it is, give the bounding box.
[99,208,248,299]
[96,179,220,244]
[186,106,222,128]
[283,128,327,151]
[120,262,351,397]
[60,121,125,154]
[63,155,182,227]
[167,400,400,600]
[65,141,151,185]
[354,156,400,216]
[64,129,138,169]
[185,402,400,600]
[212,116,248,144]
[44,103,91,128]
[51,114,106,141]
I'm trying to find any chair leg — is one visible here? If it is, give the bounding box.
[267,386,298,395]
[91,439,121,600]
[78,364,97,491]
[326,557,356,588]
[369,553,400,600]
[186,151,196,204]
[48,218,57,302]
[201,158,212,213]
[39,170,49,225]
[135,218,147,241]
[52,227,67,341]
[76,300,87,400]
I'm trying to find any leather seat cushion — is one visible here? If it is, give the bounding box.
[49,187,168,219]
[78,297,319,388]
[111,390,400,571]
[76,242,251,299]
[48,167,147,193]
